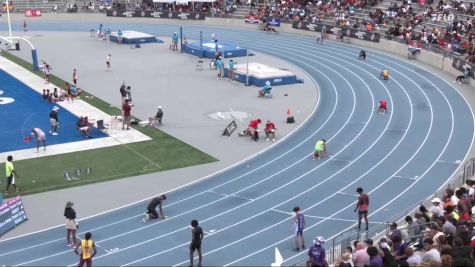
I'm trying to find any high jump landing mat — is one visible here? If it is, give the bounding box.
[109,31,163,44]
[183,42,248,58]
[0,69,107,153]
[224,62,301,86]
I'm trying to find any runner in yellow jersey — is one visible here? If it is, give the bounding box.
[75,232,97,267]
[312,139,326,160]
[380,68,389,80]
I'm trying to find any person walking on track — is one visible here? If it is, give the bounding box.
[64,201,78,247]
[189,219,204,267]
[292,206,306,251]
[354,187,369,231]
[75,232,97,267]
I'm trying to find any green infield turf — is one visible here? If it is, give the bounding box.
[1,52,217,196]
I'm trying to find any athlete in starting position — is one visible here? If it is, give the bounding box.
[380,68,389,80]
[379,99,387,114]
[313,139,326,160]
[143,194,166,222]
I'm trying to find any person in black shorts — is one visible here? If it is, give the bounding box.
[143,194,166,222]
[189,219,204,267]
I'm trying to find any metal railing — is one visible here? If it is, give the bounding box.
[291,158,475,266]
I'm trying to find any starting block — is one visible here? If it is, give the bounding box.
[138,121,149,127]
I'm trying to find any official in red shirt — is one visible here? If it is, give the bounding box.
[247,119,261,141]
[122,99,132,130]
[264,120,276,142]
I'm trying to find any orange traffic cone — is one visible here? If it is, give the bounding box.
[286,108,295,123]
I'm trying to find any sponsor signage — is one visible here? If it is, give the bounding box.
[0,196,28,237]
[222,120,237,136]
[292,21,380,43]
[106,10,206,20]
[267,18,281,27]
[25,9,42,17]
[431,13,455,22]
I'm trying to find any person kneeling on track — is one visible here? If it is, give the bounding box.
[359,50,366,60]
[380,68,389,80]
[143,194,167,222]
[379,99,387,114]
[313,139,326,160]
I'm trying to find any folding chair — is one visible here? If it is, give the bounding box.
[97,119,108,133]
[196,60,203,71]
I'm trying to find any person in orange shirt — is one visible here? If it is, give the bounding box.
[367,23,373,31]
[75,232,97,267]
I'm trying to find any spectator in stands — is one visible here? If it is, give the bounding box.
[352,241,370,266]
[404,247,422,266]
[430,223,445,246]
[422,238,441,264]
[388,222,402,244]
[392,235,409,262]
[430,198,445,217]
[367,246,383,267]
[453,237,474,266]
[308,236,327,267]
[405,215,421,243]
[419,205,431,222]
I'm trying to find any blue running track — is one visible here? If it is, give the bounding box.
[0,21,473,266]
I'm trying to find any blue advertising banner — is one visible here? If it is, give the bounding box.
[267,18,281,27]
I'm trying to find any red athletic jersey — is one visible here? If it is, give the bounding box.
[248,120,260,128]
[358,193,369,211]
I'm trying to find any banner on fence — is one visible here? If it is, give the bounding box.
[244,15,260,24]
[106,10,206,20]
[292,21,380,43]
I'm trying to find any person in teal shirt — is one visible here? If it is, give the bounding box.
[117,29,123,44]
[172,32,179,51]
[259,81,272,97]
[215,56,224,79]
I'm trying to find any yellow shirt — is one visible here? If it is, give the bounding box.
[81,240,93,259]
[382,69,388,77]
[5,161,13,177]
[315,140,325,151]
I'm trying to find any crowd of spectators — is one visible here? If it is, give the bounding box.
[130,0,237,16]
[333,180,475,267]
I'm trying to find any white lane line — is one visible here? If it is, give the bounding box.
[337,192,359,197]
[207,190,255,201]
[392,175,419,180]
